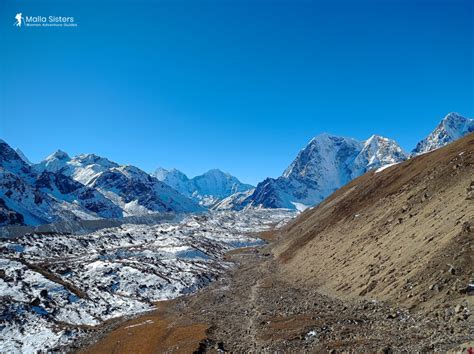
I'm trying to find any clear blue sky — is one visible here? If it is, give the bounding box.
[1,0,473,185]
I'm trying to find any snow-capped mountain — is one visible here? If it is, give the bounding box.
[0,140,203,227]
[33,152,203,217]
[412,112,473,155]
[3,111,471,224]
[1,140,72,226]
[351,134,408,177]
[0,141,125,226]
[153,168,254,206]
[154,168,191,196]
[33,151,119,185]
[220,134,408,211]
[0,139,34,178]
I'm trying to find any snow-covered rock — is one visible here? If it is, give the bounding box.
[35,171,123,219]
[153,168,254,207]
[0,140,34,178]
[412,112,473,155]
[0,142,89,226]
[352,135,407,177]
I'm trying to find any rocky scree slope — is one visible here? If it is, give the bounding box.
[273,133,474,318]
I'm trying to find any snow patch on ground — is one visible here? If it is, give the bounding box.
[290,202,311,212]
[375,162,399,173]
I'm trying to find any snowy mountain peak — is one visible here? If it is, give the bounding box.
[364,134,389,145]
[412,112,473,155]
[74,153,118,168]
[46,149,70,161]
[0,139,32,176]
[283,134,362,179]
[353,135,407,176]
[201,168,231,178]
[154,167,189,182]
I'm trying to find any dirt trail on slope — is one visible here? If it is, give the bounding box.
[81,246,472,353]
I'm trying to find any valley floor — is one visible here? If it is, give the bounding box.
[80,242,473,353]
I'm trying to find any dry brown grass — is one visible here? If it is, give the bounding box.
[81,300,208,354]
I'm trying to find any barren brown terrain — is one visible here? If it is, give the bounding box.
[80,134,474,353]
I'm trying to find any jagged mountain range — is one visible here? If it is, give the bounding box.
[217,112,473,211]
[0,112,472,227]
[153,168,254,207]
[0,143,204,227]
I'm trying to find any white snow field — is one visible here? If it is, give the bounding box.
[0,209,294,353]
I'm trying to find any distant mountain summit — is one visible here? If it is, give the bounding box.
[412,112,473,155]
[153,168,254,206]
[221,134,407,211]
[33,151,119,185]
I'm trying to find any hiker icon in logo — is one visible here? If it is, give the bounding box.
[14,13,23,27]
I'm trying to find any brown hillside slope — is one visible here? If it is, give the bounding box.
[274,132,474,313]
